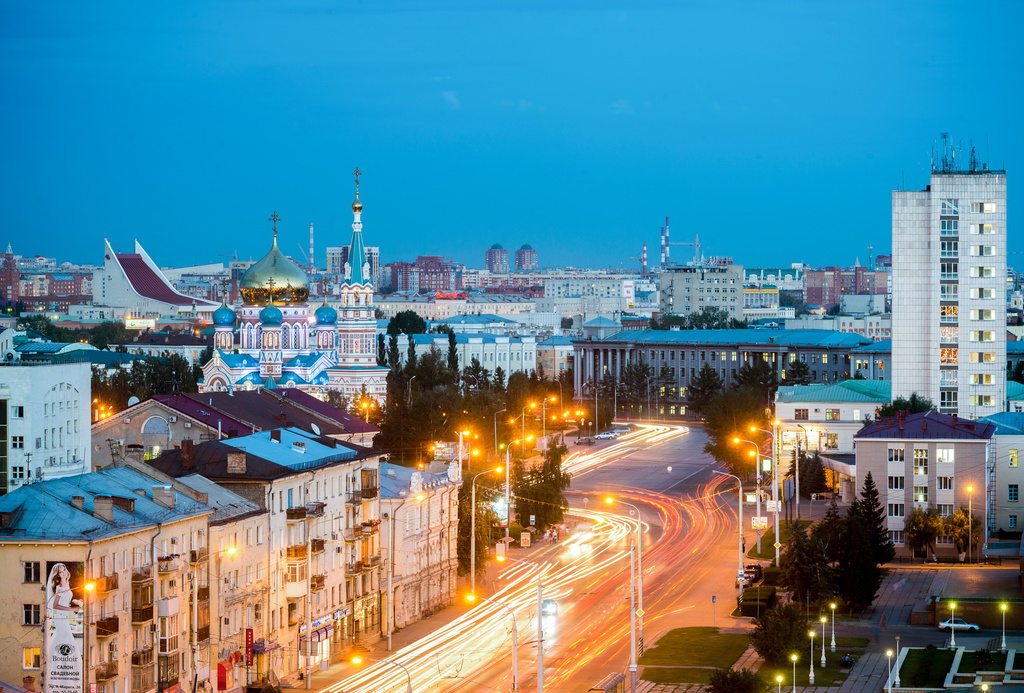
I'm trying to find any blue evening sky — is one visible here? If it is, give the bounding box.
[2,1,1021,272]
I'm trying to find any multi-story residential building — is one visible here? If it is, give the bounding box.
[536,336,574,379]
[109,332,213,366]
[891,163,1007,419]
[803,265,888,306]
[784,314,892,341]
[379,462,461,634]
[374,292,536,320]
[742,284,780,321]
[975,412,1024,535]
[395,333,537,376]
[0,466,214,693]
[850,339,891,380]
[146,427,387,672]
[743,265,806,293]
[658,261,745,321]
[854,410,995,559]
[484,245,509,274]
[514,244,539,271]
[573,328,872,419]
[0,360,91,493]
[382,256,463,293]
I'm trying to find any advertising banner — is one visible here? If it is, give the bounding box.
[43,561,85,693]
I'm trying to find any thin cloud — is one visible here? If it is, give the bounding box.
[441,91,461,109]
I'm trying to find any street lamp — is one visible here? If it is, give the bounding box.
[1001,603,1008,652]
[466,593,519,692]
[775,674,783,693]
[385,492,425,651]
[790,654,797,693]
[496,555,546,692]
[829,602,837,652]
[751,422,781,567]
[733,437,764,554]
[949,602,958,648]
[808,630,816,684]
[493,408,507,457]
[502,436,533,538]
[819,616,827,667]
[605,497,646,656]
[966,485,974,564]
[350,656,412,693]
[470,466,503,595]
[886,649,894,693]
[894,636,901,687]
[712,470,745,589]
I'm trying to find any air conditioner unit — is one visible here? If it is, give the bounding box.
[123,418,131,424]
[168,416,177,423]
[184,422,192,428]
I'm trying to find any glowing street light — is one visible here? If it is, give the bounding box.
[775,674,783,693]
[605,496,646,656]
[470,466,503,595]
[1001,603,1008,652]
[808,630,816,684]
[712,470,745,589]
[886,649,894,693]
[819,616,827,667]
[830,602,837,652]
[949,602,958,648]
[466,593,519,692]
[790,654,798,693]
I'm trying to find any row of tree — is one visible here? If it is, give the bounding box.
[904,505,981,560]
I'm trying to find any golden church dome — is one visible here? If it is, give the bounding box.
[239,236,310,305]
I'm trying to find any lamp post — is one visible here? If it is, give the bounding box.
[796,424,812,519]
[886,649,894,693]
[776,674,783,693]
[386,492,425,651]
[1001,603,1008,652]
[503,437,533,537]
[605,497,646,656]
[712,470,745,588]
[894,636,901,687]
[790,654,797,693]
[808,630,815,684]
[830,602,837,652]
[752,423,781,567]
[493,408,507,457]
[466,593,519,692]
[950,602,957,648]
[496,555,545,692]
[733,437,764,554]
[470,467,503,595]
[538,395,557,444]
[350,656,412,693]
[967,485,974,564]
[820,616,827,667]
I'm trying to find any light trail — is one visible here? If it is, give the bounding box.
[563,423,689,476]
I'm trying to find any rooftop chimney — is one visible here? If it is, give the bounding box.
[94,496,114,522]
[951,414,958,428]
[181,439,194,470]
[70,496,85,510]
[227,452,247,475]
[152,486,175,509]
[271,429,282,443]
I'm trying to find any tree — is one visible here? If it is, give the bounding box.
[89,321,129,350]
[836,500,883,612]
[810,500,846,566]
[904,506,942,561]
[446,330,459,378]
[619,361,654,415]
[707,668,769,693]
[859,472,896,565]
[512,440,572,532]
[877,393,935,417]
[785,359,812,385]
[733,359,779,405]
[685,306,732,330]
[387,334,401,369]
[1009,362,1024,385]
[799,454,828,497]
[750,602,809,665]
[701,387,768,478]
[944,506,982,561]
[687,363,724,415]
[377,334,387,367]
[457,466,501,577]
[780,520,834,606]
[386,310,427,335]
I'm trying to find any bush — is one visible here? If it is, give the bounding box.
[762,566,782,586]
[750,603,808,665]
[707,668,769,693]
[740,601,770,617]
[741,586,777,606]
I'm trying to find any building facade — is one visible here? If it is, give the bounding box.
[514,245,539,271]
[658,262,745,320]
[484,245,509,274]
[891,166,1007,419]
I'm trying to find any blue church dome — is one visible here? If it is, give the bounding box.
[259,301,283,326]
[314,302,338,325]
[212,303,236,326]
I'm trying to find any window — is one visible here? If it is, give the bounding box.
[971,309,995,320]
[11,436,24,449]
[825,433,838,449]
[887,476,905,490]
[940,391,958,409]
[1011,450,1019,468]
[887,448,905,463]
[887,503,905,517]
[940,284,959,300]
[1011,516,1019,529]
[939,262,958,280]
[23,562,40,583]
[940,305,959,323]
[794,409,809,421]
[940,326,958,343]
[940,348,958,365]
[970,288,995,299]
[970,352,996,363]
[969,266,996,278]
[11,406,24,418]
[972,374,994,385]
[941,199,959,215]
[940,241,959,257]
[825,409,840,421]
[971,202,996,213]
[853,409,861,421]
[970,245,995,257]
[937,477,953,490]
[888,530,905,545]
[971,395,994,406]
[23,647,40,669]
[937,448,955,464]
[941,219,959,235]
[937,504,954,517]
[913,486,928,503]
[913,448,929,475]
[23,604,40,625]
[971,223,994,234]
[1010,485,1020,503]
[970,331,996,342]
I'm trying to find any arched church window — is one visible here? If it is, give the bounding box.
[142,416,170,435]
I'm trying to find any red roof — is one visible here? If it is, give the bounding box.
[115,254,196,306]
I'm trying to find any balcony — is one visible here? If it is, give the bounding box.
[361,521,380,535]
[95,662,118,682]
[157,558,178,574]
[159,635,179,655]
[367,554,382,567]
[310,538,326,554]
[157,596,180,618]
[286,544,308,561]
[189,547,208,564]
[196,624,210,642]
[132,649,154,667]
[196,585,210,601]
[361,485,379,500]
[158,677,179,691]
[347,560,365,573]
[131,566,153,584]
[342,527,362,541]
[131,606,153,623]
[345,493,363,506]
[94,616,120,637]
[285,580,307,600]
[286,507,308,521]
[306,501,326,517]
[310,574,326,592]
[95,573,119,593]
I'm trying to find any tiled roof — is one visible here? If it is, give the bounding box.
[777,380,891,404]
[0,467,212,541]
[855,410,995,441]
[220,428,359,470]
[584,317,621,327]
[537,336,574,346]
[590,329,872,348]
[115,253,199,306]
[175,473,265,524]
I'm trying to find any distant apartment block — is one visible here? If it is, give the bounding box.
[514,244,539,271]
[485,244,510,274]
[803,265,889,306]
[658,261,745,320]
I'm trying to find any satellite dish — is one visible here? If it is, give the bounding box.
[127,396,140,406]
[311,423,321,435]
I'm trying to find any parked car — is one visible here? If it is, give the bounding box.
[576,437,596,446]
[595,432,618,440]
[744,564,764,582]
[938,618,980,632]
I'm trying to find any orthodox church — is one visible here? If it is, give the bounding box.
[200,177,388,401]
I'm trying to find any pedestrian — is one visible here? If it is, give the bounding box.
[873,626,880,642]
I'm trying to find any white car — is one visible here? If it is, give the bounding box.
[594,432,617,440]
[938,618,980,632]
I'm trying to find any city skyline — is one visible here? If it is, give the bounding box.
[2,1,1021,271]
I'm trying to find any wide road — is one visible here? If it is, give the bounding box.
[328,424,747,692]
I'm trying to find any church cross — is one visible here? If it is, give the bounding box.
[352,167,362,190]
[268,211,281,238]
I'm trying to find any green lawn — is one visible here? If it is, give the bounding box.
[959,650,1008,673]
[900,647,956,688]
[747,521,812,560]
[638,627,750,668]
[640,667,717,684]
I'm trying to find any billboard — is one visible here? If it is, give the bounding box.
[44,561,85,693]
[125,318,156,330]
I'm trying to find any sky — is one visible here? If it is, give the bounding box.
[2,0,1021,272]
